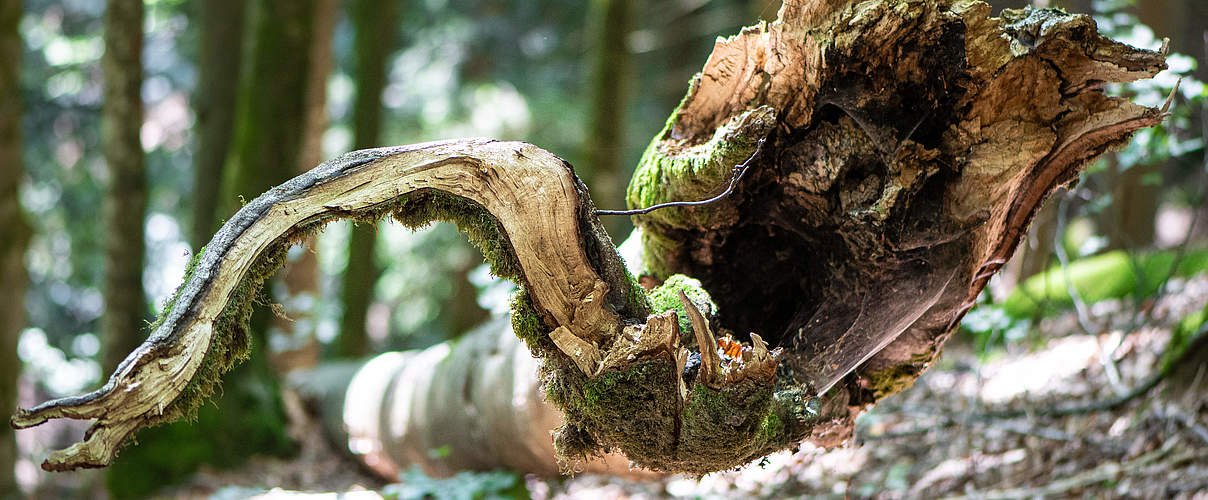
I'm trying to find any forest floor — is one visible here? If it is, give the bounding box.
[21,278,1208,499]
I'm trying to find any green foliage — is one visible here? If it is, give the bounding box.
[381,466,530,500]
[1003,250,1208,319]
[1163,302,1208,371]
[960,299,1031,353]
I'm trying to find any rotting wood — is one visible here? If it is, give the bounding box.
[13,0,1172,476]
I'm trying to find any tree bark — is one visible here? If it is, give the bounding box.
[100,0,147,376]
[189,0,247,250]
[102,2,327,496]
[0,0,29,496]
[273,0,337,371]
[583,0,633,239]
[339,0,399,358]
[13,0,1169,477]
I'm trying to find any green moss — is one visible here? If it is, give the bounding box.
[646,274,717,336]
[391,191,522,282]
[625,106,775,277]
[676,381,778,474]
[758,407,781,438]
[625,106,775,229]
[623,270,652,317]
[509,287,548,352]
[861,364,919,399]
[544,360,680,468]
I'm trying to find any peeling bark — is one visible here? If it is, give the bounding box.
[13,0,1169,477]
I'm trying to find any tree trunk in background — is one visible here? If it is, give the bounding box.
[213,0,324,445]
[1175,0,1207,84]
[441,254,490,339]
[0,1,29,497]
[583,0,632,240]
[189,0,247,250]
[100,0,147,376]
[222,0,319,207]
[339,0,399,358]
[1102,158,1158,251]
[653,2,700,117]
[1018,199,1058,280]
[105,1,326,496]
[273,0,337,372]
[1092,0,1164,252]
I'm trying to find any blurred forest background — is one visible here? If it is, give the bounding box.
[0,0,1205,498]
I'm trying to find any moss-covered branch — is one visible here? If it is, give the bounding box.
[10,139,646,471]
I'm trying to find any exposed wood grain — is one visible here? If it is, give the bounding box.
[11,139,624,471]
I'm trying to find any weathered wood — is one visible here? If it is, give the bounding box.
[13,0,1171,477]
[626,0,1167,433]
[10,139,641,471]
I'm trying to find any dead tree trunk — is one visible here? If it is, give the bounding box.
[12,0,1168,476]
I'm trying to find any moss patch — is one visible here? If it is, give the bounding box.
[646,274,718,338]
[626,106,775,228]
[390,191,522,283]
[545,360,681,468]
[860,364,920,399]
[510,287,554,353]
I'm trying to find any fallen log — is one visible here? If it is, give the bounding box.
[13,0,1168,476]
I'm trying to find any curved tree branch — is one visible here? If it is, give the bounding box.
[10,139,645,471]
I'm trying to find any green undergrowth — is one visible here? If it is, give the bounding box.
[1004,249,1208,318]
[1163,301,1208,372]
